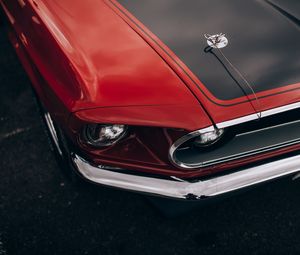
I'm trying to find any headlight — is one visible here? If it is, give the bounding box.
[193,128,225,147]
[83,124,128,147]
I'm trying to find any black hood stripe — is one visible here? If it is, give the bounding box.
[109,0,300,107]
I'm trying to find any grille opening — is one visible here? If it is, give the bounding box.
[173,108,300,169]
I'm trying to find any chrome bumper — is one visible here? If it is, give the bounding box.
[72,154,300,200]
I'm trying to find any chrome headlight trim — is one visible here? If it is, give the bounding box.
[169,126,217,169]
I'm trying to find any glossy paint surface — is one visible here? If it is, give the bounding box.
[6,0,213,129]
[3,0,300,125]
[117,0,300,100]
[1,0,300,178]
[108,0,300,123]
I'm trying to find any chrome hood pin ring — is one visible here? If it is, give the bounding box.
[205,33,228,48]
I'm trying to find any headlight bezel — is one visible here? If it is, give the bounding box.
[169,126,229,169]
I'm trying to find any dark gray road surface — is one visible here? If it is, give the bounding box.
[1,22,300,255]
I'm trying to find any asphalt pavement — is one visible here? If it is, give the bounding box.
[1,21,300,255]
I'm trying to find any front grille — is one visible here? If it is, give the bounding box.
[174,108,300,169]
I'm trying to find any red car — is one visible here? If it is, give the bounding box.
[1,0,300,200]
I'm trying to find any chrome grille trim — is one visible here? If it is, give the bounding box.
[216,101,300,129]
[169,118,300,170]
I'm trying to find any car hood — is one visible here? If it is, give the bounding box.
[28,0,300,129]
[110,0,300,125]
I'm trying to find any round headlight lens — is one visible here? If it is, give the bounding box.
[83,124,128,147]
[193,128,225,147]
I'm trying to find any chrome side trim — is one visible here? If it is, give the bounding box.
[72,153,300,200]
[216,101,300,129]
[44,112,63,156]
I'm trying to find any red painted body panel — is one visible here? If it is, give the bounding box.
[2,0,213,129]
[1,0,300,179]
[5,0,299,125]
[10,0,210,118]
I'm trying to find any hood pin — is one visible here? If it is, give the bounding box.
[205,33,228,49]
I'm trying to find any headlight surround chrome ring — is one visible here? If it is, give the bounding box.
[169,126,226,169]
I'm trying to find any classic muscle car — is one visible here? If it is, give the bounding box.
[1,0,300,200]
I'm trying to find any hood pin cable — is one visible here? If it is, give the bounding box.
[204,33,262,119]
